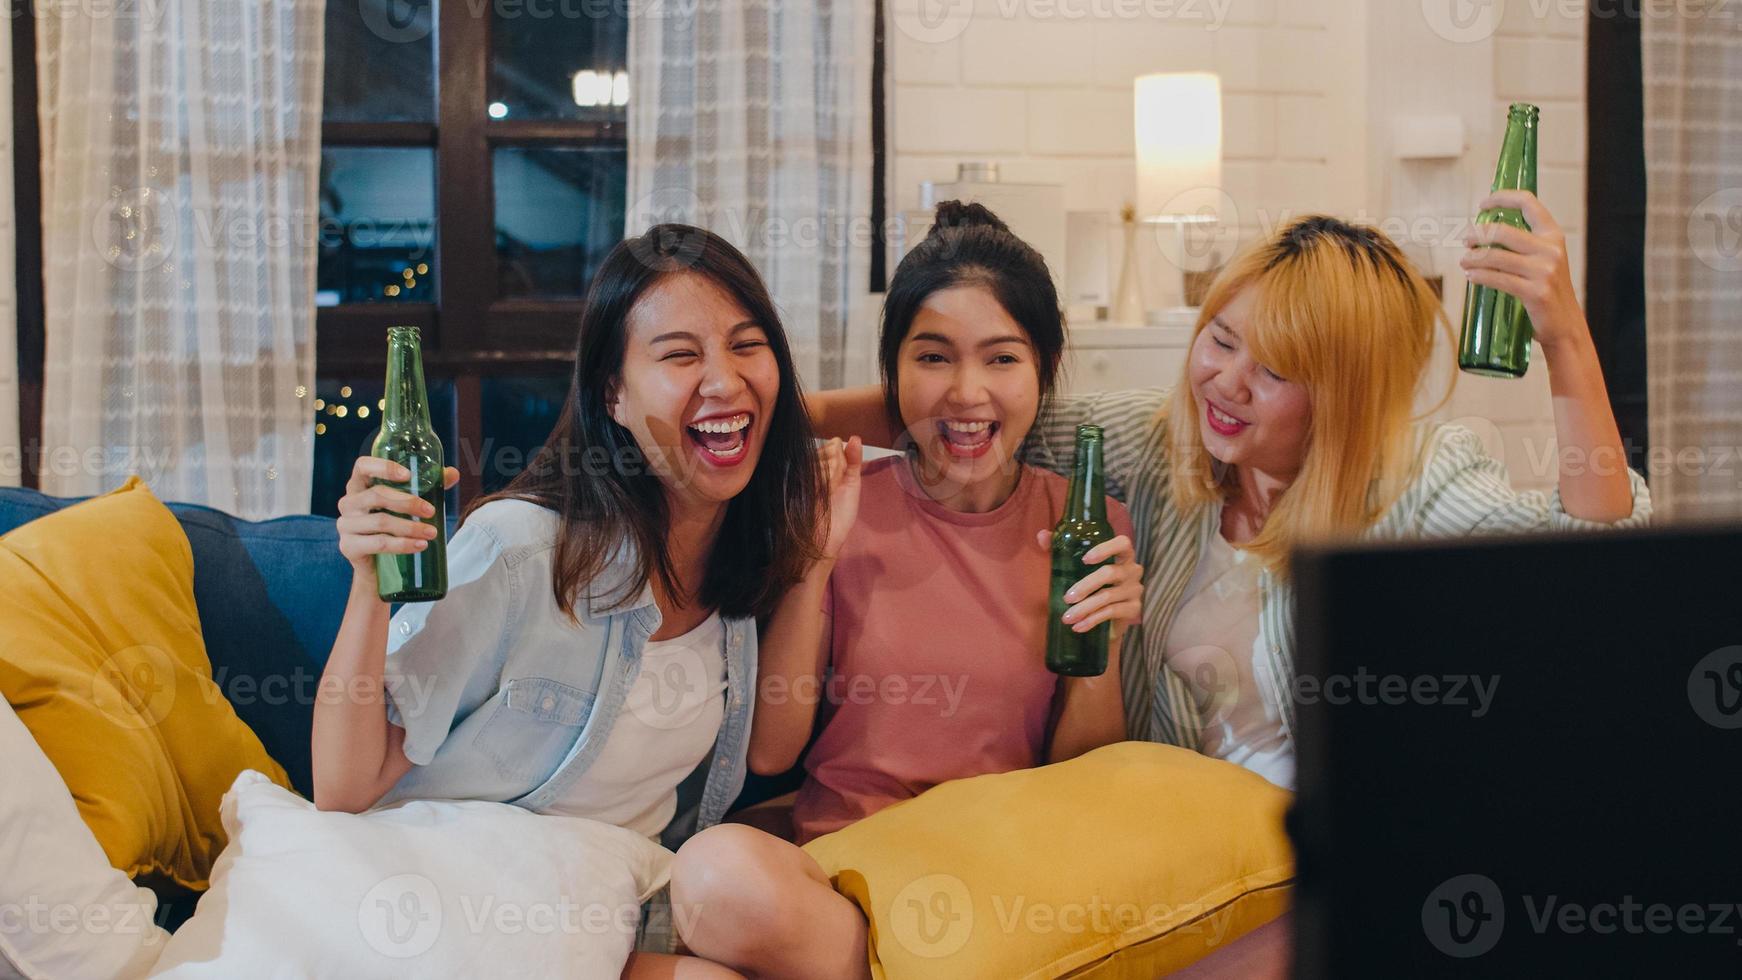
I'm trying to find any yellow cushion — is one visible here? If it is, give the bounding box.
[0,477,292,891]
[802,741,1294,979]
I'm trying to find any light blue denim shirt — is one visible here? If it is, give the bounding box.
[374,498,756,852]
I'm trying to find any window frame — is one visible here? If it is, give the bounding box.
[13,0,45,490]
[319,4,627,503]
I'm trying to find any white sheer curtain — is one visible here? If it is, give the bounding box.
[0,10,17,489]
[1643,15,1742,520]
[627,0,874,391]
[37,1,324,517]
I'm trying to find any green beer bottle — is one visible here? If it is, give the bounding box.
[1459,102,1540,379]
[1047,425,1115,677]
[372,326,447,602]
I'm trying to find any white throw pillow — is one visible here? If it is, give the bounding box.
[149,771,673,979]
[0,699,168,980]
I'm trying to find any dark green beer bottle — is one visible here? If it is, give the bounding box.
[1459,102,1540,379]
[1047,425,1115,677]
[372,326,447,602]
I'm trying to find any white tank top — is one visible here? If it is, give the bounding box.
[1163,529,1295,790]
[539,612,728,837]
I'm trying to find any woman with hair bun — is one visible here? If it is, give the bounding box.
[665,201,1145,978]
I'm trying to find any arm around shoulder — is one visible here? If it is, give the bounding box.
[748,557,835,775]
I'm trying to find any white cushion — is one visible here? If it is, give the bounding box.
[148,771,672,979]
[0,699,167,980]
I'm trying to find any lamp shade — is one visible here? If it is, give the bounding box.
[1135,72,1223,220]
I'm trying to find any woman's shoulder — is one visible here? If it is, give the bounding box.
[861,452,906,483]
[1370,422,1504,527]
[457,497,563,554]
[1415,422,1500,482]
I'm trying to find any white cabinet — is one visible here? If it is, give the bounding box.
[1061,311,1197,396]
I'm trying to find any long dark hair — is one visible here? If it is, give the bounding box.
[464,224,824,621]
[878,200,1066,430]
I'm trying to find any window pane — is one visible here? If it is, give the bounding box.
[489,4,628,122]
[479,375,572,493]
[318,148,437,307]
[494,146,626,299]
[309,376,457,518]
[323,0,436,123]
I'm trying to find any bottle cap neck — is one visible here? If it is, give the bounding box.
[1065,426,1107,522]
[384,328,431,427]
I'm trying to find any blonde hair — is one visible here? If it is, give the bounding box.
[1165,215,1453,573]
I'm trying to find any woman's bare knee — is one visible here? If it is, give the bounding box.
[671,824,808,951]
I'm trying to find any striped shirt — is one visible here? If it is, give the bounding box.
[1025,387,1653,753]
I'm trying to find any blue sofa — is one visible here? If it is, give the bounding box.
[0,485,797,812]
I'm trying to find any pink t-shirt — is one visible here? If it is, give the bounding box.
[792,455,1134,844]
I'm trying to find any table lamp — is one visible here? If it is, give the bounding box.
[1131,71,1223,316]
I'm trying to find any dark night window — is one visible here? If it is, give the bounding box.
[312,0,627,515]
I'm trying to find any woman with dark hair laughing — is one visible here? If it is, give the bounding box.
[310,224,825,977]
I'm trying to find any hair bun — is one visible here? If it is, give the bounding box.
[928,199,1011,237]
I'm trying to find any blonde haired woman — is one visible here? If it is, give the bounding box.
[809,192,1649,788]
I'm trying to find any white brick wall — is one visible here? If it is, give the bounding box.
[888,0,1592,491]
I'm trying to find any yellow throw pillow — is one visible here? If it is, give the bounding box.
[802,741,1294,979]
[0,477,292,891]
